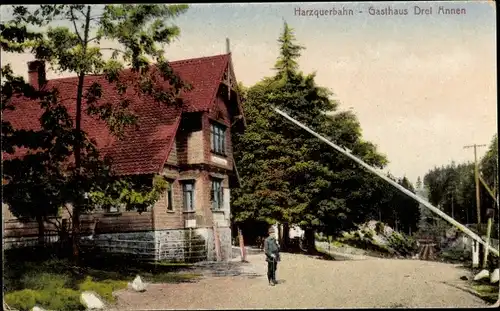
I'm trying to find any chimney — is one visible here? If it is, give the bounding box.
[225,38,231,101]
[226,38,231,54]
[27,60,47,89]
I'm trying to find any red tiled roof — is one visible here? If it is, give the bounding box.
[2,54,232,175]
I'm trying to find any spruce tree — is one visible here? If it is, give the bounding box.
[233,21,389,252]
[273,22,304,80]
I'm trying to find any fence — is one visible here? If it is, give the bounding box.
[3,230,61,250]
[80,236,209,263]
[3,212,230,263]
[3,217,67,250]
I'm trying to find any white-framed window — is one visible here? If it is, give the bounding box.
[211,179,223,210]
[182,181,195,212]
[210,122,226,155]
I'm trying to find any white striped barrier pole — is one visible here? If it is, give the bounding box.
[273,107,499,257]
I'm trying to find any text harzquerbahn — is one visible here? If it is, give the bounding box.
[295,7,354,17]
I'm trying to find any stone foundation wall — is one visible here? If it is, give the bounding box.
[5,226,232,263]
[3,235,60,250]
[155,229,212,262]
[196,228,215,261]
[196,226,232,261]
[84,231,156,260]
[155,229,185,261]
[218,226,232,261]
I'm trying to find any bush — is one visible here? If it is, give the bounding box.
[4,288,84,311]
[43,288,85,311]
[21,272,71,290]
[4,289,39,311]
[354,230,363,239]
[315,233,328,242]
[331,240,343,247]
[387,232,418,257]
[3,258,72,292]
[375,222,385,234]
[363,229,374,240]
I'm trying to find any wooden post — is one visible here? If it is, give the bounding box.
[479,174,498,205]
[482,209,494,268]
[474,147,481,225]
[238,227,247,262]
[464,144,486,225]
[472,240,480,268]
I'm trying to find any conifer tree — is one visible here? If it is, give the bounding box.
[273,22,304,80]
[233,21,389,252]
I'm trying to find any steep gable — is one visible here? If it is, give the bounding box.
[3,54,233,176]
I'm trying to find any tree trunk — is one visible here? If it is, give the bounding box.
[36,215,45,248]
[71,206,81,263]
[282,223,290,250]
[277,222,282,245]
[304,228,316,254]
[72,5,92,265]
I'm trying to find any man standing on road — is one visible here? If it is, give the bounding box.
[264,227,280,286]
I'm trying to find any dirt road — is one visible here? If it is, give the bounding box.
[112,253,489,309]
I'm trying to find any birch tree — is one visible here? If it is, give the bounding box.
[1,4,189,261]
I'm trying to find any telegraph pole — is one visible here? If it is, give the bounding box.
[464,144,487,226]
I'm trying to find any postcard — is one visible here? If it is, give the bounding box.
[1,2,497,310]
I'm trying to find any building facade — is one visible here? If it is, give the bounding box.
[2,53,245,262]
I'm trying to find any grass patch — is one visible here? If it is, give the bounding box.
[331,240,344,248]
[5,288,84,311]
[78,276,127,302]
[472,284,499,304]
[20,271,71,290]
[4,247,202,311]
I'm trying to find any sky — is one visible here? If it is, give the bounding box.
[1,2,497,184]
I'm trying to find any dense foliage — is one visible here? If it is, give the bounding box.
[422,134,498,236]
[1,4,189,259]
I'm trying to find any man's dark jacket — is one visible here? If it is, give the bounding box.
[264,236,280,262]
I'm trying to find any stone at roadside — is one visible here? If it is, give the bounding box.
[364,220,378,231]
[372,235,389,247]
[128,275,147,292]
[490,268,499,284]
[31,306,47,311]
[382,225,394,237]
[460,275,468,281]
[80,291,105,310]
[473,269,490,281]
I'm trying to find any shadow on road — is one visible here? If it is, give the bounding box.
[282,246,349,261]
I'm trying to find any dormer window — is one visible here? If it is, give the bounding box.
[210,122,226,156]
